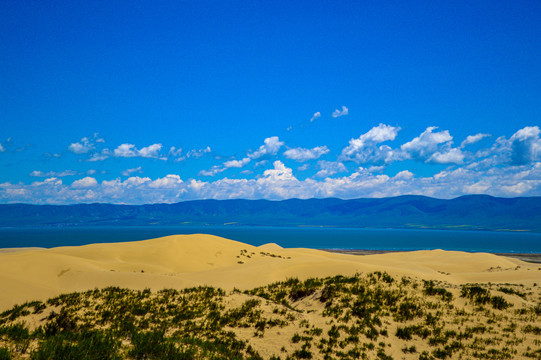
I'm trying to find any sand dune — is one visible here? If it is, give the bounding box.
[0,234,538,311]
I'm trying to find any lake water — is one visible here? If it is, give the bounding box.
[0,226,540,253]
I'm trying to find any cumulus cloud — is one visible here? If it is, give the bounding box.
[427,148,465,164]
[315,161,347,178]
[262,161,296,181]
[284,146,329,162]
[168,146,183,161]
[68,134,104,154]
[186,146,211,159]
[88,149,111,162]
[3,161,541,204]
[400,126,454,162]
[33,177,63,186]
[149,174,182,188]
[461,133,491,148]
[248,136,284,159]
[139,144,164,158]
[393,170,414,180]
[467,126,541,168]
[223,157,251,168]
[122,176,151,187]
[509,126,541,165]
[310,112,321,122]
[332,106,349,118]
[200,137,284,176]
[114,143,164,159]
[199,166,225,177]
[121,167,142,177]
[0,143,4,152]
[6,125,541,204]
[68,138,93,154]
[29,170,77,177]
[71,177,98,189]
[340,124,400,164]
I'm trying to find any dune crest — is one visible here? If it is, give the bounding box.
[257,242,283,250]
[0,234,538,311]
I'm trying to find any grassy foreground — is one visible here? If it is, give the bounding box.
[0,272,540,360]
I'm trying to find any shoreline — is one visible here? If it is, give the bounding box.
[322,249,541,264]
[2,246,541,263]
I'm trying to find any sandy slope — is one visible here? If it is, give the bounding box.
[0,234,538,311]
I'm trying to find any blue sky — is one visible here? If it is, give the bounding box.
[1,1,541,204]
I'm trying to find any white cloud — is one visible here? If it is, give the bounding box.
[393,170,414,180]
[139,144,163,158]
[168,146,183,161]
[461,133,491,148]
[501,182,534,195]
[332,106,349,118]
[367,165,385,173]
[310,112,321,122]
[0,143,4,152]
[3,161,541,204]
[71,177,98,189]
[200,155,251,176]
[248,136,284,159]
[68,134,104,154]
[223,157,251,168]
[467,126,541,168]
[463,182,490,194]
[262,161,296,181]
[400,126,454,162]
[315,161,347,178]
[69,140,92,154]
[199,137,284,177]
[30,170,77,177]
[340,124,400,164]
[427,148,465,164]
[121,167,142,177]
[123,176,151,187]
[199,166,225,177]
[88,149,111,162]
[170,146,212,162]
[186,147,212,159]
[7,125,541,204]
[114,143,164,159]
[32,177,63,186]
[149,174,182,188]
[509,126,541,165]
[284,146,329,162]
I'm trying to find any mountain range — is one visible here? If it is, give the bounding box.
[1,195,540,232]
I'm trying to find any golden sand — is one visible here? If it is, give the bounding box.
[0,234,538,311]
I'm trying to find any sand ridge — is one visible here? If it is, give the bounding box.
[0,234,539,311]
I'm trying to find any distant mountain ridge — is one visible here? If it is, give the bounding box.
[1,195,540,232]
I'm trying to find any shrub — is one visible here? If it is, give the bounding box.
[31,331,121,360]
[128,330,184,360]
[491,296,512,310]
[0,348,10,360]
[461,286,490,305]
[423,281,453,302]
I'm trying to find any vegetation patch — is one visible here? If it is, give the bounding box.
[0,273,539,359]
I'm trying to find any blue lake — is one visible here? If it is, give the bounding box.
[0,226,540,253]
